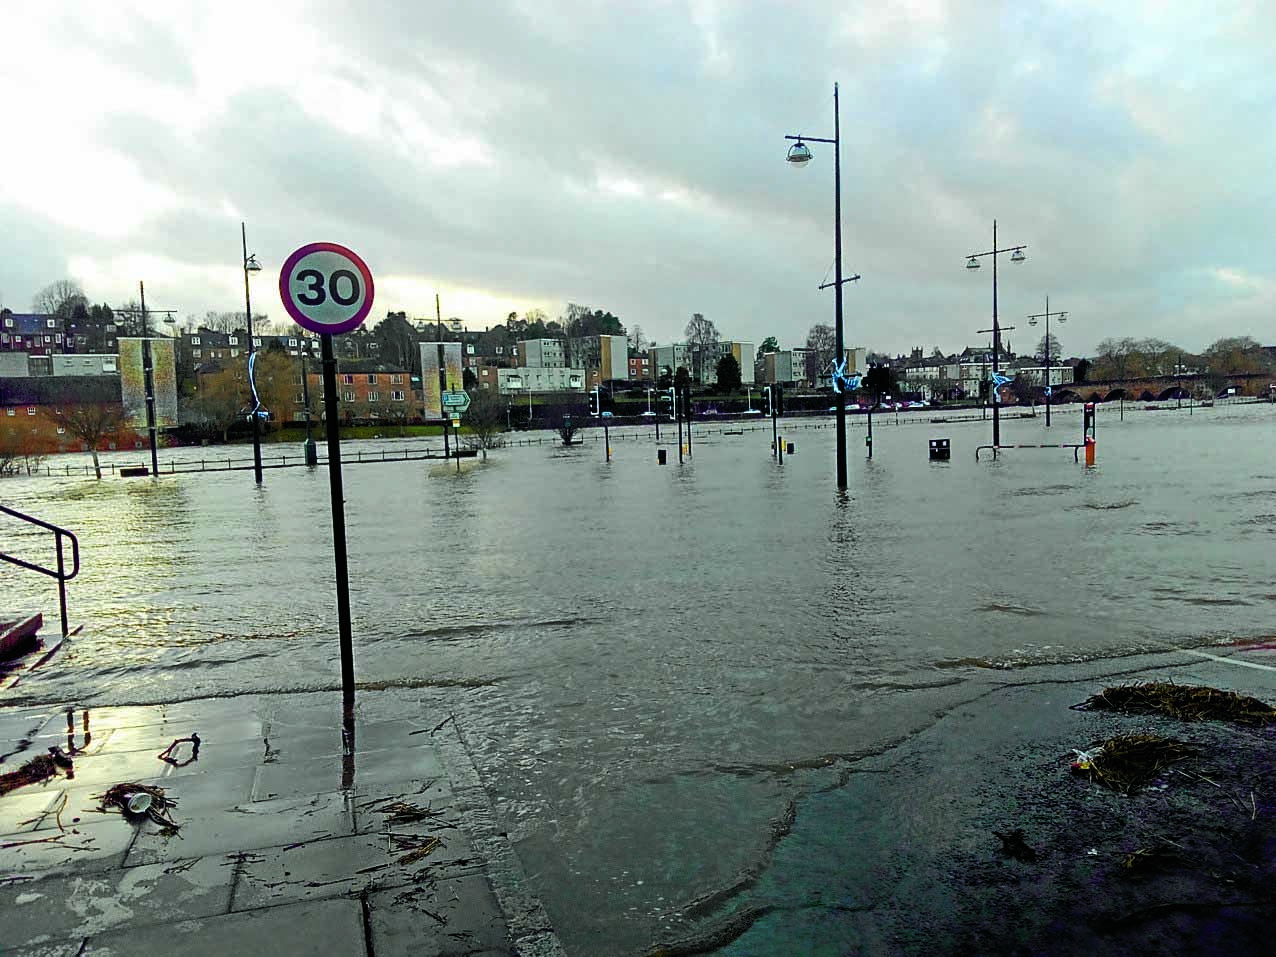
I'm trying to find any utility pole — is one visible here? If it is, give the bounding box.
[139,282,159,477]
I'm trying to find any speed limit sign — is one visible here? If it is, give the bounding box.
[278,242,375,335]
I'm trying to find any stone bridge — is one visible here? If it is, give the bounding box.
[1054,371,1273,403]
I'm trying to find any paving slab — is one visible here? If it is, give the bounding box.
[252,744,446,801]
[0,852,232,950]
[81,896,367,957]
[125,790,355,866]
[1,816,136,876]
[231,827,482,911]
[367,874,512,956]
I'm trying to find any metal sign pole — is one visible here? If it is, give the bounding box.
[320,332,356,720]
[139,282,160,476]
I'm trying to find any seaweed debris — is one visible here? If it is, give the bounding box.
[0,747,73,797]
[1070,734,1198,794]
[1071,682,1276,726]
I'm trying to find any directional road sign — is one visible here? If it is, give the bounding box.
[442,391,471,412]
[278,242,374,335]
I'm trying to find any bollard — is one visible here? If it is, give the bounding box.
[1085,436,1096,467]
[658,448,667,465]
[929,438,951,461]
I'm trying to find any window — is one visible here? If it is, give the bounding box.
[342,374,354,384]
[193,349,202,357]
[3,317,12,327]
[5,408,13,416]
[288,338,297,347]
[191,336,201,345]
[392,390,405,401]
[391,374,402,384]
[105,323,115,332]
[368,391,380,402]
[252,337,261,347]
[228,336,239,345]
[47,318,56,328]
[57,426,66,435]
[103,356,117,372]
[367,374,377,384]
[343,390,354,402]
[27,407,36,416]
[230,349,240,357]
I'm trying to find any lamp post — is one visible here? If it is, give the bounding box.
[241,223,264,485]
[964,220,1027,447]
[1026,296,1067,428]
[785,82,860,490]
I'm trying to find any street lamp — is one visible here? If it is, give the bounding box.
[964,220,1027,447]
[785,82,860,490]
[241,222,264,485]
[1026,296,1067,428]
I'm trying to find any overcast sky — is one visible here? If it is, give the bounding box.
[2,1,1272,357]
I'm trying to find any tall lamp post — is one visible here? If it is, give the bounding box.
[241,222,264,485]
[964,220,1027,447]
[1026,296,1067,427]
[785,82,860,490]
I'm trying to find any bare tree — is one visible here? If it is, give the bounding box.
[1036,333,1063,362]
[33,280,88,319]
[629,324,649,353]
[460,389,506,458]
[0,420,48,476]
[684,313,719,383]
[805,323,836,383]
[43,403,128,479]
[188,364,248,442]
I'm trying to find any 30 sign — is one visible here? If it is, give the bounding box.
[278,242,374,335]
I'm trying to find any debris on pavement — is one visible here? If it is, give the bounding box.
[0,747,74,797]
[994,828,1040,863]
[1069,734,1198,794]
[157,732,201,767]
[98,782,180,829]
[1071,682,1276,726]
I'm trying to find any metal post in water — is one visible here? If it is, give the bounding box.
[320,333,356,720]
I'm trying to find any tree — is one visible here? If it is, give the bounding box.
[862,364,897,403]
[563,303,624,339]
[1036,333,1063,362]
[372,312,421,375]
[684,313,719,383]
[558,415,583,445]
[0,419,48,476]
[462,367,478,390]
[715,353,742,392]
[657,365,674,388]
[461,388,506,458]
[1205,336,1268,375]
[43,402,128,479]
[33,280,88,319]
[757,336,779,355]
[805,323,836,384]
[1093,337,1136,379]
[1073,358,1091,383]
[629,325,649,353]
[674,366,691,389]
[188,364,248,442]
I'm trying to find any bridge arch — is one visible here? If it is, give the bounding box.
[1104,388,1129,402]
[1055,389,1083,403]
[1157,386,1189,401]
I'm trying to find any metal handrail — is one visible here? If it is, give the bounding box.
[0,504,80,637]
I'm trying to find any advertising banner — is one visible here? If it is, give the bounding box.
[419,341,464,420]
[118,338,178,428]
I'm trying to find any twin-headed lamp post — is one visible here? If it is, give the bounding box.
[241,222,264,485]
[964,220,1027,447]
[1026,296,1067,427]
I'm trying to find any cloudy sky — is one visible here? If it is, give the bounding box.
[2,1,1272,357]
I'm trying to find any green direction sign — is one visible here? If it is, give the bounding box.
[442,391,471,412]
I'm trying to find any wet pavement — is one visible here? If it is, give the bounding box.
[0,693,564,956]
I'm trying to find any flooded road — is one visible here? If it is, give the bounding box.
[3,402,1274,953]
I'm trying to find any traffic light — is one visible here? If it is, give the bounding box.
[762,386,773,418]
[679,386,692,420]
[774,384,784,416]
[588,387,601,416]
[666,388,677,418]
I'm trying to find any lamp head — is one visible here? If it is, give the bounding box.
[245,254,263,273]
[965,256,981,270]
[786,141,813,166]
[1028,316,1038,327]
[1009,248,1027,264]
[1058,312,1068,323]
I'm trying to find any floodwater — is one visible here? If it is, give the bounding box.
[3,401,1274,954]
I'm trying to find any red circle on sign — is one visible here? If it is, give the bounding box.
[278,242,375,335]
